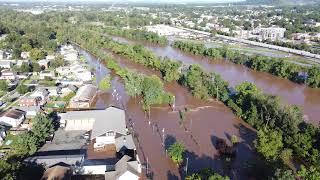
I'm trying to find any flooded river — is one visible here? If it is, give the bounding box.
[112,36,320,125]
[79,47,257,179]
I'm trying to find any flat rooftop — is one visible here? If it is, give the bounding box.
[39,129,88,152]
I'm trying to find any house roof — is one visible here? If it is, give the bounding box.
[1,108,25,119]
[115,135,136,152]
[31,88,50,97]
[105,155,140,179]
[67,85,78,92]
[59,107,127,139]
[41,164,71,180]
[14,106,40,113]
[0,60,12,67]
[71,84,97,102]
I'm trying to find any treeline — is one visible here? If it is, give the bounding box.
[172,40,320,88]
[86,33,320,178]
[104,27,168,45]
[0,11,58,59]
[100,37,182,82]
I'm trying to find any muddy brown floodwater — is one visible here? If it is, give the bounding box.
[112,36,320,125]
[79,47,257,179]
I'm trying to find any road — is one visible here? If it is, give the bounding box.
[174,26,320,65]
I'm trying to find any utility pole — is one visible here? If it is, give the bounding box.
[146,157,149,177]
[185,157,189,176]
[162,128,165,147]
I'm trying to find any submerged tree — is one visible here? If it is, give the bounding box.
[98,76,111,91]
[168,142,185,165]
[254,129,283,160]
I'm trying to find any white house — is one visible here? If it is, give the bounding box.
[39,71,55,80]
[0,60,13,69]
[63,52,78,62]
[58,85,78,96]
[16,60,30,67]
[21,52,30,59]
[0,69,17,80]
[38,59,50,69]
[30,88,50,105]
[59,107,134,151]
[0,109,26,128]
[46,55,55,61]
[75,70,92,82]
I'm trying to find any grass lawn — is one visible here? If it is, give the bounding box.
[0,133,18,149]
[0,91,6,98]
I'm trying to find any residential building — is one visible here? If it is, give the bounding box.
[105,155,141,180]
[46,55,55,61]
[38,59,50,69]
[0,69,17,80]
[59,107,135,151]
[0,60,12,69]
[41,86,60,97]
[0,108,26,128]
[15,106,41,119]
[69,84,97,108]
[39,70,55,80]
[258,26,286,41]
[25,107,141,178]
[30,88,50,105]
[63,52,78,62]
[58,85,78,96]
[19,96,41,106]
[21,52,30,59]
[16,60,30,67]
[56,79,84,86]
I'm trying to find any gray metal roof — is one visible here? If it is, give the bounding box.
[115,134,136,152]
[105,155,140,179]
[59,107,127,139]
[71,84,97,102]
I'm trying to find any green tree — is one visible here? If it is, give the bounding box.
[29,48,46,61]
[297,165,320,180]
[31,62,41,72]
[168,142,185,165]
[98,76,111,91]
[16,84,29,94]
[307,66,320,88]
[272,168,295,180]
[12,133,38,156]
[20,62,31,73]
[0,155,21,180]
[0,80,8,91]
[254,129,283,160]
[124,72,143,97]
[50,55,65,68]
[31,113,54,143]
